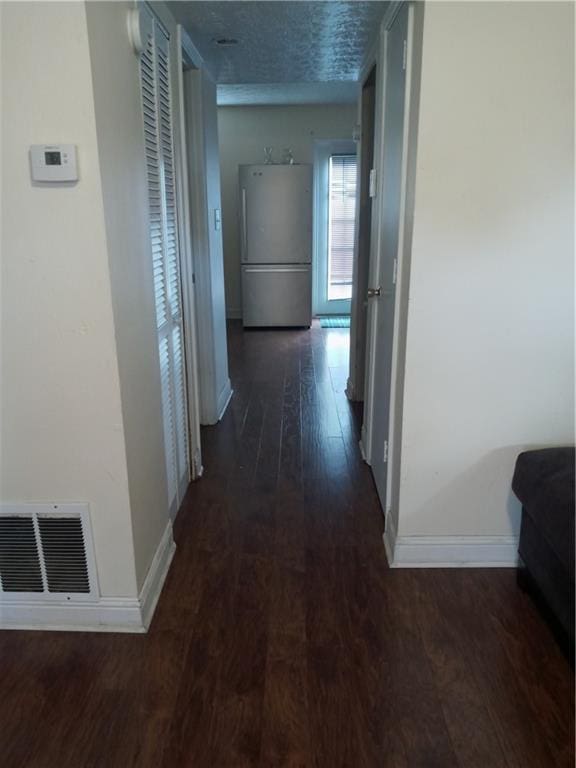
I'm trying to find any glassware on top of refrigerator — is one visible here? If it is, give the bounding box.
[264,147,274,164]
[281,147,294,165]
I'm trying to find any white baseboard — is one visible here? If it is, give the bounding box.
[217,379,233,421]
[202,379,233,425]
[360,424,370,464]
[384,531,519,568]
[0,598,145,633]
[226,308,242,320]
[0,522,176,633]
[383,512,397,566]
[138,520,176,629]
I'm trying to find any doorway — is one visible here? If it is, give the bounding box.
[363,2,411,515]
[180,30,232,429]
[347,66,376,401]
[313,139,357,317]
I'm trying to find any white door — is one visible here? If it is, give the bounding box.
[140,13,190,515]
[368,5,409,508]
[313,141,357,316]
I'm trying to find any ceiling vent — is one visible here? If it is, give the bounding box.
[0,504,98,602]
[213,37,239,46]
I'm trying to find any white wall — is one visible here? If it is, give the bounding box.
[0,1,138,597]
[185,68,232,424]
[218,104,357,317]
[85,1,170,590]
[203,78,231,420]
[397,1,575,540]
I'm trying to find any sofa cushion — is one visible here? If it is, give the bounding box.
[512,447,575,576]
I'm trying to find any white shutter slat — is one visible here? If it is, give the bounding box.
[140,31,168,331]
[159,336,177,498]
[171,325,189,480]
[139,13,189,511]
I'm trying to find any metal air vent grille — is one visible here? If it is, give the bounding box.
[0,504,98,601]
[38,517,90,594]
[0,517,43,592]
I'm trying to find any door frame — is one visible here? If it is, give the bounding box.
[180,33,233,427]
[312,139,357,316]
[361,0,424,530]
[139,3,203,510]
[171,24,204,480]
[347,64,377,402]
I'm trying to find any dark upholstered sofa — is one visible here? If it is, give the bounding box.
[512,447,574,655]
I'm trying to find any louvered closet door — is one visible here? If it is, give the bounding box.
[140,15,190,513]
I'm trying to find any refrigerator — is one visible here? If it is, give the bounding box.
[239,164,312,327]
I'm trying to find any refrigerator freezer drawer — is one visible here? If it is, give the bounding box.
[242,265,312,327]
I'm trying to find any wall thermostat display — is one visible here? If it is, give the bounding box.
[30,144,78,182]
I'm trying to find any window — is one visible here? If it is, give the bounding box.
[327,155,357,301]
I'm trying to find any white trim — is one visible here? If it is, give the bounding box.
[175,25,203,481]
[179,23,206,72]
[360,21,387,465]
[182,65,231,427]
[383,512,397,566]
[381,0,405,32]
[359,31,380,87]
[0,522,176,633]
[386,534,519,568]
[0,599,145,633]
[384,1,425,548]
[361,0,422,502]
[312,139,357,317]
[216,379,233,421]
[138,520,176,629]
[359,428,369,463]
[348,59,377,405]
[184,66,218,426]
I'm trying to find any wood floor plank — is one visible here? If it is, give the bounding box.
[0,321,572,768]
[260,633,311,767]
[440,570,564,768]
[412,571,510,767]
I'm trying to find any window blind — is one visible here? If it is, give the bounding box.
[328,155,357,301]
[139,13,189,512]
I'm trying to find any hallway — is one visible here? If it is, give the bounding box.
[0,324,573,767]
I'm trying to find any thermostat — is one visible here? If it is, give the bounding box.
[30,144,78,182]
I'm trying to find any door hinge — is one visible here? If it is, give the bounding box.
[369,168,377,198]
[383,440,388,463]
[192,273,196,284]
[392,258,398,285]
[402,39,407,71]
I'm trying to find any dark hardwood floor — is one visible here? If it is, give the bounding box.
[0,321,573,767]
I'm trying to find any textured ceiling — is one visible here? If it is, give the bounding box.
[167,1,389,84]
[217,81,359,106]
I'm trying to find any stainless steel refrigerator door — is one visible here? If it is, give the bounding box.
[242,265,312,327]
[239,165,312,265]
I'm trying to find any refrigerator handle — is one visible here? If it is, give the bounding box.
[241,188,247,258]
[244,267,310,273]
